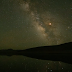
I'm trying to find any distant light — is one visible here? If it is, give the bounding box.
[48,63,49,64]
[50,70,52,71]
[46,66,47,68]
[49,23,51,25]
[22,63,23,64]
[48,68,49,69]
[62,68,63,69]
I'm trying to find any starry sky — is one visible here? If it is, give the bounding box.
[0,0,72,72]
[0,0,72,49]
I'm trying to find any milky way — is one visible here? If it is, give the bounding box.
[0,0,72,49]
[19,0,67,46]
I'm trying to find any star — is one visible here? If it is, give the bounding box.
[62,68,63,69]
[49,23,52,26]
[68,26,70,29]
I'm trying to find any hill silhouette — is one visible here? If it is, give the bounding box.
[0,42,72,64]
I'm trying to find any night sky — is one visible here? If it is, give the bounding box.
[0,0,72,72]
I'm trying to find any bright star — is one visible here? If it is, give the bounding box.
[49,23,51,25]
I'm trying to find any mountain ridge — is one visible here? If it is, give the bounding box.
[0,42,72,64]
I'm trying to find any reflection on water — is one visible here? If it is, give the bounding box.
[0,56,72,72]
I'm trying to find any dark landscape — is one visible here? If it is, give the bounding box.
[0,42,72,64]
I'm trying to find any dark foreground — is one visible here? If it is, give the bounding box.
[0,42,72,64]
